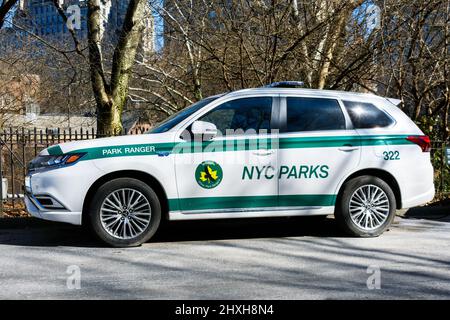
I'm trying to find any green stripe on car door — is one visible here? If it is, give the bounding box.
[168,194,337,212]
[65,134,414,160]
[280,135,412,149]
[279,135,361,149]
[359,135,413,146]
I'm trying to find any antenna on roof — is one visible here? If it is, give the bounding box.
[265,81,305,88]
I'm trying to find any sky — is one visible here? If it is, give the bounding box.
[152,0,164,51]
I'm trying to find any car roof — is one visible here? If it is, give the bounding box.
[224,87,382,101]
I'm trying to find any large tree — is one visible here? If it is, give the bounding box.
[87,0,148,134]
[1,0,150,134]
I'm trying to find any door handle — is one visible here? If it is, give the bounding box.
[253,150,274,156]
[338,144,359,152]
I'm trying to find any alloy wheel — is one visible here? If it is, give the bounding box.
[349,184,390,231]
[100,188,152,239]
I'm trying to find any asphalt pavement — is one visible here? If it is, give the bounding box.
[0,207,449,299]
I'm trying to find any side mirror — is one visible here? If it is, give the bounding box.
[191,120,218,140]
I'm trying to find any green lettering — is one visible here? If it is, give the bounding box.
[255,166,265,179]
[242,166,254,180]
[279,166,289,179]
[319,165,329,178]
[265,166,275,179]
[299,166,309,178]
[287,166,298,179]
[309,165,320,178]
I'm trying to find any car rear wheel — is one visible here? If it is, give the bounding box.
[335,175,396,237]
[89,178,161,247]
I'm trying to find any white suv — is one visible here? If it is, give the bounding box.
[25,83,435,247]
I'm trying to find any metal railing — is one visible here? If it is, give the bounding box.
[0,127,147,216]
[430,141,450,197]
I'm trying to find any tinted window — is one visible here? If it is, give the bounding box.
[199,97,272,133]
[286,97,345,132]
[343,101,394,128]
[149,96,221,133]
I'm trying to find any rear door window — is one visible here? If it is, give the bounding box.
[285,97,346,132]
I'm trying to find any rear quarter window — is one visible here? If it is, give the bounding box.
[343,101,394,129]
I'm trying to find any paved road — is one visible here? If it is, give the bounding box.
[0,208,449,299]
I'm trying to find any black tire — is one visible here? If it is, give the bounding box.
[88,178,161,247]
[335,175,396,237]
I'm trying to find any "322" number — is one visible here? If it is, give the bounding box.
[383,151,400,160]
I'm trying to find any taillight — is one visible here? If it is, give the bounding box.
[406,135,431,152]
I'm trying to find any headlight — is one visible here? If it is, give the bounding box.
[28,153,86,172]
[25,175,32,193]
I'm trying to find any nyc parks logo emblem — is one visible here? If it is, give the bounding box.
[195,161,223,189]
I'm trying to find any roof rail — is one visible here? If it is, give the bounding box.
[265,81,305,88]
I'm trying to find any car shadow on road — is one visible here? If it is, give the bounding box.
[154,216,343,243]
[0,216,344,247]
[401,206,450,223]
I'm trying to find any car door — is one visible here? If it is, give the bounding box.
[172,95,280,215]
[277,96,361,210]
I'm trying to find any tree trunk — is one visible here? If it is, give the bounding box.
[316,13,346,89]
[316,1,363,89]
[87,0,147,135]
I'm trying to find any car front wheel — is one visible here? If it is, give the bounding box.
[335,175,396,237]
[89,178,161,247]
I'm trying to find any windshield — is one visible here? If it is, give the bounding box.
[148,96,222,134]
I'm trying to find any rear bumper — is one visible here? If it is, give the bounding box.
[401,186,435,209]
[399,158,435,208]
[25,195,82,225]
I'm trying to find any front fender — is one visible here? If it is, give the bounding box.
[91,155,178,199]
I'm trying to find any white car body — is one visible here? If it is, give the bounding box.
[25,88,435,226]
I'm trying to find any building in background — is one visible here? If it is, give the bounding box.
[10,0,155,52]
[2,113,97,132]
[0,73,42,127]
[0,74,41,115]
[14,0,89,39]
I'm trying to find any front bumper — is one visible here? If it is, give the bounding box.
[23,160,102,226]
[25,195,82,225]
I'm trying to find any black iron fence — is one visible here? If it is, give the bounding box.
[0,128,449,216]
[0,127,147,216]
[430,140,450,198]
